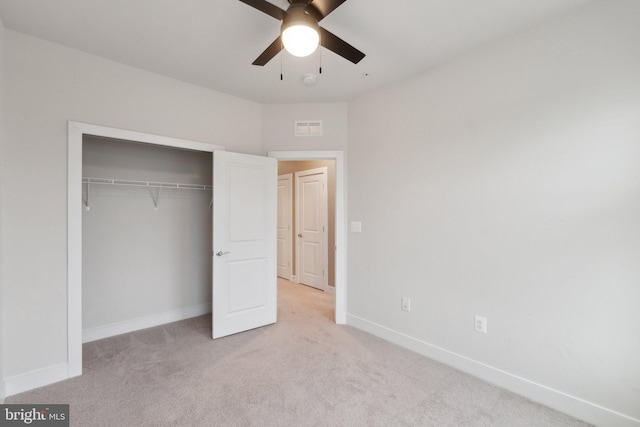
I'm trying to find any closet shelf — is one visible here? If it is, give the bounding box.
[82,177,212,190]
[82,177,212,210]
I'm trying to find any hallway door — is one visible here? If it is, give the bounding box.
[295,168,328,291]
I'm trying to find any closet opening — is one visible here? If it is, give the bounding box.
[81,135,213,343]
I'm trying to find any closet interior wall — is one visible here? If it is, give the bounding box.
[82,136,212,341]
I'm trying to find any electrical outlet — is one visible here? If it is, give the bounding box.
[401,297,411,312]
[474,315,487,334]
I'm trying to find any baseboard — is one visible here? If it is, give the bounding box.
[4,363,69,398]
[346,314,639,427]
[83,303,212,343]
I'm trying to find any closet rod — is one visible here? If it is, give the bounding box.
[82,177,212,191]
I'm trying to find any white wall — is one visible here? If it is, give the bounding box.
[0,17,6,400]
[2,31,262,382]
[82,137,212,339]
[347,1,640,425]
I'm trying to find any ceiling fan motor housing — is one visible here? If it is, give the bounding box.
[282,2,319,34]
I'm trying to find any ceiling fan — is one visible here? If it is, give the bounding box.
[239,0,365,66]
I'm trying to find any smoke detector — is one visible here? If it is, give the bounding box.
[302,73,317,86]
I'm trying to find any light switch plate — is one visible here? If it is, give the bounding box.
[351,221,362,232]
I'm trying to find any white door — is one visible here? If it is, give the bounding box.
[277,174,293,280]
[212,151,277,339]
[295,168,328,291]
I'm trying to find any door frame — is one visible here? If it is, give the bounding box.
[295,167,329,292]
[67,121,223,377]
[269,151,347,325]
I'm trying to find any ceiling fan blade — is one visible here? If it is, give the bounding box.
[319,27,365,64]
[252,36,283,66]
[238,0,286,21]
[306,0,347,21]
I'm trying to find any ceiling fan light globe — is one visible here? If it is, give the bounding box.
[282,25,319,57]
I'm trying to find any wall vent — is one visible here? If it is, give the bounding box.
[295,120,323,137]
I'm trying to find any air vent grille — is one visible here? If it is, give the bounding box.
[295,120,323,137]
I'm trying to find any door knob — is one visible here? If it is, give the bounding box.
[215,250,231,256]
[298,233,303,238]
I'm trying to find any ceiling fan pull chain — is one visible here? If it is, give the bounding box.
[319,35,322,74]
[280,41,284,81]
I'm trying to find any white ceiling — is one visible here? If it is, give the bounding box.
[0,0,595,104]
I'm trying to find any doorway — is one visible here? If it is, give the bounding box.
[277,162,335,294]
[269,151,347,324]
[68,122,222,377]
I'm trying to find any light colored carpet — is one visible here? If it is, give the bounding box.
[7,279,591,426]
